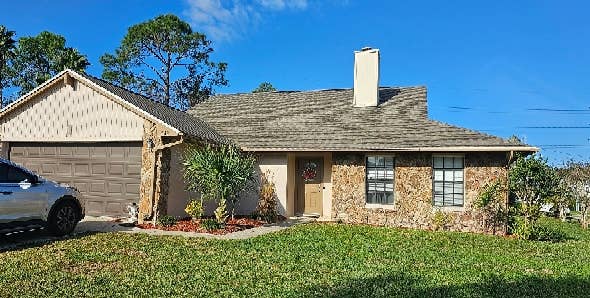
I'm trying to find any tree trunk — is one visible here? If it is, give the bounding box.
[583,208,588,229]
[163,54,171,106]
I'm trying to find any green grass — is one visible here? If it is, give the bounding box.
[1,220,590,297]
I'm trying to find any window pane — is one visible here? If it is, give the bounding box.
[367,156,376,167]
[367,192,376,204]
[444,170,454,181]
[385,157,394,167]
[434,182,444,194]
[367,169,377,180]
[433,157,443,168]
[376,156,384,167]
[385,183,394,192]
[444,157,453,168]
[453,157,464,168]
[434,194,444,206]
[454,170,463,181]
[386,192,394,204]
[385,169,394,180]
[434,170,443,181]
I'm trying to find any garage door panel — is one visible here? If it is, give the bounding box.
[9,142,142,216]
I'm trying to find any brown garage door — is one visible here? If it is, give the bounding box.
[9,142,142,216]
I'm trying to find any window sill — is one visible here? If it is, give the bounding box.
[433,206,465,212]
[365,203,396,210]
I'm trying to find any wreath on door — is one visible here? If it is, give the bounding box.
[302,162,318,181]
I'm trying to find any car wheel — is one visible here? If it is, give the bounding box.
[48,201,80,236]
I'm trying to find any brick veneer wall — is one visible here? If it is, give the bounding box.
[331,152,508,234]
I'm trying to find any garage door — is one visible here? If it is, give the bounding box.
[9,142,142,216]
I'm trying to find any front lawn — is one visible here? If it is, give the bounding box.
[1,219,590,297]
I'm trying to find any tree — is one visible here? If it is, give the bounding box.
[101,14,228,109]
[183,144,255,220]
[253,82,276,93]
[0,25,16,107]
[563,161,590,228]
[11,31,89,95]
[509,154,560,233]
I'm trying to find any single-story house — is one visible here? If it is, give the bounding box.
[0,48,537,233]
[188,48,537,232]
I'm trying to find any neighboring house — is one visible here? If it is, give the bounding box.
[188,48,537,233]
[0,48,537,233]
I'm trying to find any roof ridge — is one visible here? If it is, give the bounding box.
[77,72,186,112]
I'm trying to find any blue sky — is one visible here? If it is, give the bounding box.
[3,0,589,164]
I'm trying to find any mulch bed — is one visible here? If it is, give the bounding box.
[136,217,267,235]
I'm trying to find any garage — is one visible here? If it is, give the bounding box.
[9,142,142,216]
[0,70,224,220]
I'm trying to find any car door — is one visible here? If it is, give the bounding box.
[0,163,47,223]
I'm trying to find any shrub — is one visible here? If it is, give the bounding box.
[529,225,567,242]
[254,170,279,223]
[509,154,560,229]
[512,217,567,242]
[475,179,508,234]
[185,199,204,220]
[156,215,177,227]
[214,199,228,224]
[201,218,222,231]
[183,144,256,220]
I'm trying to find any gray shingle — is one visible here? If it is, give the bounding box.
[79,73,227,144]
[188,87,533,151]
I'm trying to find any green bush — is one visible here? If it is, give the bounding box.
[529,225,567,242]
[201,218,222,231]
[183,144,256,220]
[512,217,566,242]
[185,199,204,220]
[156,215,177,227]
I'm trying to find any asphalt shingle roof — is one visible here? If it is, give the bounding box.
[188,87,533,151]
[80,74,227,144]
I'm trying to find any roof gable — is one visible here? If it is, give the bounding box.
[0,70,227,144]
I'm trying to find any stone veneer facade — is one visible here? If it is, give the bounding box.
[138,120,173,223]
[331,152,509,234]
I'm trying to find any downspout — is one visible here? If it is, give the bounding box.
[148,136,184,224]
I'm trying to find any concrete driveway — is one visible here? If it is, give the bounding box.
[0,216,133,251]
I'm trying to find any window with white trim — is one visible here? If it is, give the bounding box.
[433,156,464,207]
[366,156,394,205]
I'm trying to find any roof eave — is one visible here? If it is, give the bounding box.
[241,146,540,152]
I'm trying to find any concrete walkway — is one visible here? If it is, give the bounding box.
[76,216,315,240]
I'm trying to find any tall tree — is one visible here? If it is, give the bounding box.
[0,25,16,108]
[253,82,276,93]
[100,14,228,109]
[11,31,89,95]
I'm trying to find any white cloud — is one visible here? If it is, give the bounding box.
[184,0,308,42]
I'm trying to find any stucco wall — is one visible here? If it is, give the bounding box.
[166,150,289,217]
[167,144,196,217]
[238,153,288,216]
[331,152,508,234]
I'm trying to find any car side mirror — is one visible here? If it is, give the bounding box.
[29,175,40,184]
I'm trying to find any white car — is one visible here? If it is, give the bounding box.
[0,158,84,236]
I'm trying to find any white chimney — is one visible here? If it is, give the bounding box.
[353,47,380,107]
